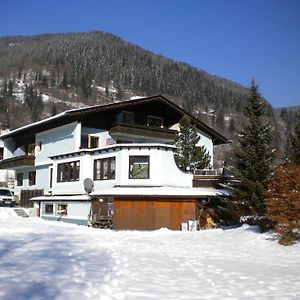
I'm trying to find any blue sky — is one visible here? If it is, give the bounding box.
[1,0,299,108]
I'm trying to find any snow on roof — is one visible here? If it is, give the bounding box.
[30,195,90,201]
[30,187,232,202]
[0,111,67,139]
[92,186,233,197]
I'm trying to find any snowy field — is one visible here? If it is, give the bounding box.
[0,208,299,300]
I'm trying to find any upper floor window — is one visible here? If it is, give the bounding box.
[0,147,3,160]
[27,144,35,156]
[129,156,150,179]
[57,161,80,182]
[81,135,99,149]
[17,173,23,186]
[147,115,163,128]
[117,111,134,124]
[29,171,36,186]
[94,157,116,180]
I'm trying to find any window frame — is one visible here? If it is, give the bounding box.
[94,156,116,181]
[57,161,80,183]
[16,173,23,186]
[57,204,68,215]
[28,170,36,186]
[129,156,150,179]
[43,204,54,215]
[147,115,164,128]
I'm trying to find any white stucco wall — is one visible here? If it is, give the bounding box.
[35,122,81,166]
[50,144,193,195]
[39,201,91,221]
[196,129,213,166]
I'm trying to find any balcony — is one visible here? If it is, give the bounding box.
[0,155,35,170]
[193,168,238,188]
[109,123,177,143]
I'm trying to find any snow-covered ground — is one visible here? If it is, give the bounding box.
[0,208,299,300]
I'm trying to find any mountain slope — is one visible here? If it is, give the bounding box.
[0,31,297,165]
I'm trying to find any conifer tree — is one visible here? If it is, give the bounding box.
[286,110,300,164]
[234,81,272,215]
[175,115,211,173]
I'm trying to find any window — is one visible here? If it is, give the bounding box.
[94,157,116,180]
[89,136,99,148]
[57,161,80,182]
[44,204,53,215]
[17,173,23,186]
[129,156,150,179]
[81,135,99,149]
[117,111,134,124]
[147,115,163,128]
[27,144,35,156]
[57,204,68,215]
[0,189,13,196]
[29,171,36,186]
[49,168,53,188]
[0,147,3,160]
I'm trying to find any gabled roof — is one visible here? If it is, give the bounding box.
[0,95,228,144]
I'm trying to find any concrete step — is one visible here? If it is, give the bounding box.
[14,208,29,218]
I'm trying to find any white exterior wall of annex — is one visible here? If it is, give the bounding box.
[35,201,91,224]
[51,145,193,195]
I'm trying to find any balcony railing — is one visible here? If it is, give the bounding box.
[0,155,35,169]
[109,123,177,142]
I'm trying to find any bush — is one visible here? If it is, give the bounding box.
[278,232,298,246]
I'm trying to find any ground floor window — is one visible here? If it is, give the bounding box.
[44,204,54,215]
[17,173,23,186]
[94,157,116,180]
[57,204,68,215]
[42,203,68,216]
[129,156,150,179]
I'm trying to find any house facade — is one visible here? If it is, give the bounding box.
[0,95,229,230]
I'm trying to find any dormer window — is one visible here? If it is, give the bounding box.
[147,115,163,128]
[88,135,99,148]
[81,135,99,149]
[117,111,134,124]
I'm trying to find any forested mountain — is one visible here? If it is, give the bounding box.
[0,31,298,166]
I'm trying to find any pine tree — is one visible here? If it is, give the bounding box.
[24,84,44,122]
[286,110,300,164]
[175,115,211,173]
[234,81,272,215]
[8,80,13,97]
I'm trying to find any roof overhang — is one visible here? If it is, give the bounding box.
[0,95,228,145]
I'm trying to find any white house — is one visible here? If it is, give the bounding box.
[0,95,229,229]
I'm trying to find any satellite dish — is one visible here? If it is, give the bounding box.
[83,178,94,194]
